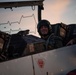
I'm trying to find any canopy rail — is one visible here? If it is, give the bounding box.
[0,0,44,8]
[0,0,44,22]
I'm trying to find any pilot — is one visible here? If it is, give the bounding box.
[37,19,63,50]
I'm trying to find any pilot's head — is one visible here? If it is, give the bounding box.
[37,19,52,38]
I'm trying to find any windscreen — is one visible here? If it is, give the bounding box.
[0,4,38,35]
[0,0,76,36]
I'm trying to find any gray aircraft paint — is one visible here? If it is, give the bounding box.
[0,45,76,75]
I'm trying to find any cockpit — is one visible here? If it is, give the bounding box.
[0,1,76,75]
[0,0,76,62]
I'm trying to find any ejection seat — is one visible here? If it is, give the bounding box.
[51,23,76,46]
[67,24,76,40]
[66,24,76,45]
[51,23,68,46]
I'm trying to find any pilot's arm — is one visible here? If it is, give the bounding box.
[66,38,76,46]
